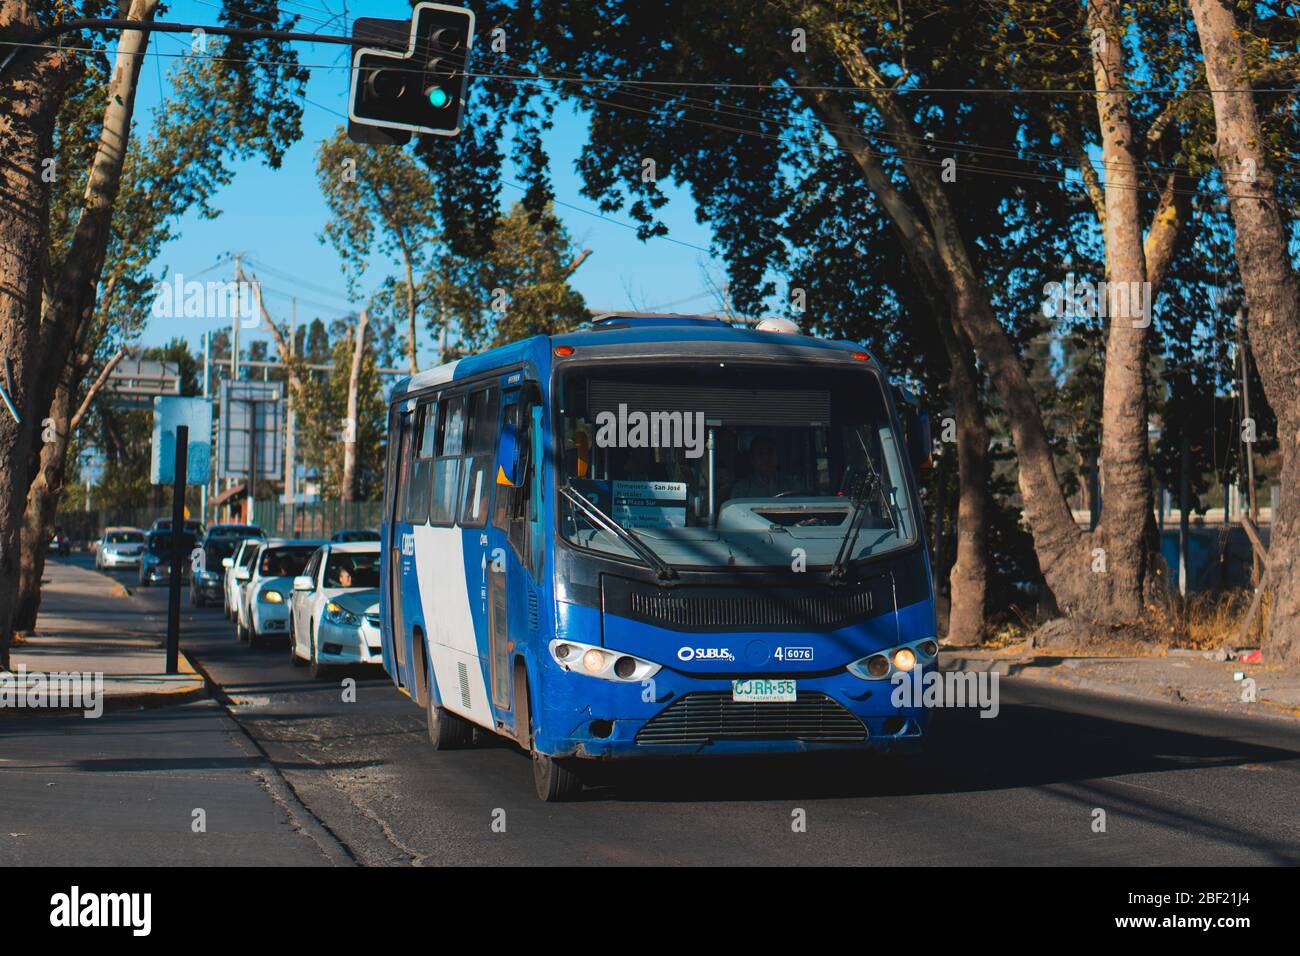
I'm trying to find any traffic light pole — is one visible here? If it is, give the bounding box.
[165,425,188,676]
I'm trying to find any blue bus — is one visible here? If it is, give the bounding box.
[379,314,937,800]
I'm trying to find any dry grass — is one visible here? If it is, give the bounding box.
[1153,589,1263,651]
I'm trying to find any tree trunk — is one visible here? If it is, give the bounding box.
[1087,0,1163,616]
[404,257,419,374]
[0,1,76,668]
[1189,0,1300,663]
[946,335,989,645]
[341,310,370,502]
[14,366,75,632]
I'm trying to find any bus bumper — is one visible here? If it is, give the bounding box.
[532,667,932,760]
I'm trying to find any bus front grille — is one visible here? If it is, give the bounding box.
[635,692,866,746]
[628,588,876,630]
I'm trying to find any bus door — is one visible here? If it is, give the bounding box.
[488,382,543,717]
[387,403,415,688]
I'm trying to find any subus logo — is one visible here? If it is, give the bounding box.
[677,646,735,662]
[400,533,415,556]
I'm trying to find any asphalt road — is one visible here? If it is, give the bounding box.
[17,555,1300,866]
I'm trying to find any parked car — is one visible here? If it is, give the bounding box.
[289,542,382,678]
[49,525,71,557]
[191,535,243,608]
[149,517,206,537]
[234,538,324,647]
[222,538,262,621]
[94,527,146,570]
[138,529,198,587]
[329,528,380,543]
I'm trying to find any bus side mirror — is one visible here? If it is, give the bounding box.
[904,406,933,473]
[892,385,932,473]
[497,418,522,487]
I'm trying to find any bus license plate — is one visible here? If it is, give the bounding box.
[732,679,796,703]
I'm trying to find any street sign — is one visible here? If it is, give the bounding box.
[108,358,180,411]
[151,396,212,485]
[218,381,282,481]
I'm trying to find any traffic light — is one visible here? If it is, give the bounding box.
[348,2,476,145]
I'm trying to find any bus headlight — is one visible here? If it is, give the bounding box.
[847,638,938,681]
[549,639,660,683]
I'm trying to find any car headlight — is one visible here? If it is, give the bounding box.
[847,637,938,681]
[323,602,361,627]
[548,638,660,682]
[259,589,284,604]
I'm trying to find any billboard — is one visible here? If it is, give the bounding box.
[151,396,213,485]
[219,381,283,481]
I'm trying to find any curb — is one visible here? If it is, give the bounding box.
[0,650,208,718]
[943,654,1300,723]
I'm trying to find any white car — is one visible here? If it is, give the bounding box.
[94,527,146,570]
[235,538,323,647]
[222,538,262,621]
[289,542,383,678]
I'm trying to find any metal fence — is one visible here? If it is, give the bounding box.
[252,500,384,540]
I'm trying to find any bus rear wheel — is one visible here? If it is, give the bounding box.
[426,693,473,750]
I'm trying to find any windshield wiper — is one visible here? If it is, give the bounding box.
[560,484,678,582]
[830,458,898,580]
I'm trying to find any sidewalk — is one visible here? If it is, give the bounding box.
[2,560,206,717]
[943,643,1300,720]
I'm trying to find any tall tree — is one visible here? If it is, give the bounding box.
[1189,0,1300,661]
[0,0,77,668]
[317,127,442,374]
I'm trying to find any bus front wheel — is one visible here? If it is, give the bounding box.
[514,668,582,802]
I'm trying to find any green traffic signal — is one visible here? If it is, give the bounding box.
[427,86,451,109]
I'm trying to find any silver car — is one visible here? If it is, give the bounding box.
[94,527,146,570]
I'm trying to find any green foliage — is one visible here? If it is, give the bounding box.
[296,320,386,501]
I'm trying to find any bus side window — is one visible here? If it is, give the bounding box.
[430,393,466,525]
[491,399,519,534]
[460,387,499,528]
[405,401,436,524]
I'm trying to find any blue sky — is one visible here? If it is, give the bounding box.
[131,0,733,365]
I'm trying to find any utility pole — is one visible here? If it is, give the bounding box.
[1237,310,1260,586]
[284,298,297,507]
[201,330,210,524]
[231,254,242,383]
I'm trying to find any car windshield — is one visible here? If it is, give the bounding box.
[258,546,318,578]
[205,538,239,563]
[149,532,196,555]
[323,551,380,588]
[106,531,143,544]
[557,362,916,571]
[333,530,379,542]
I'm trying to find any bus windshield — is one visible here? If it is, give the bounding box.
[557,362,916,571]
